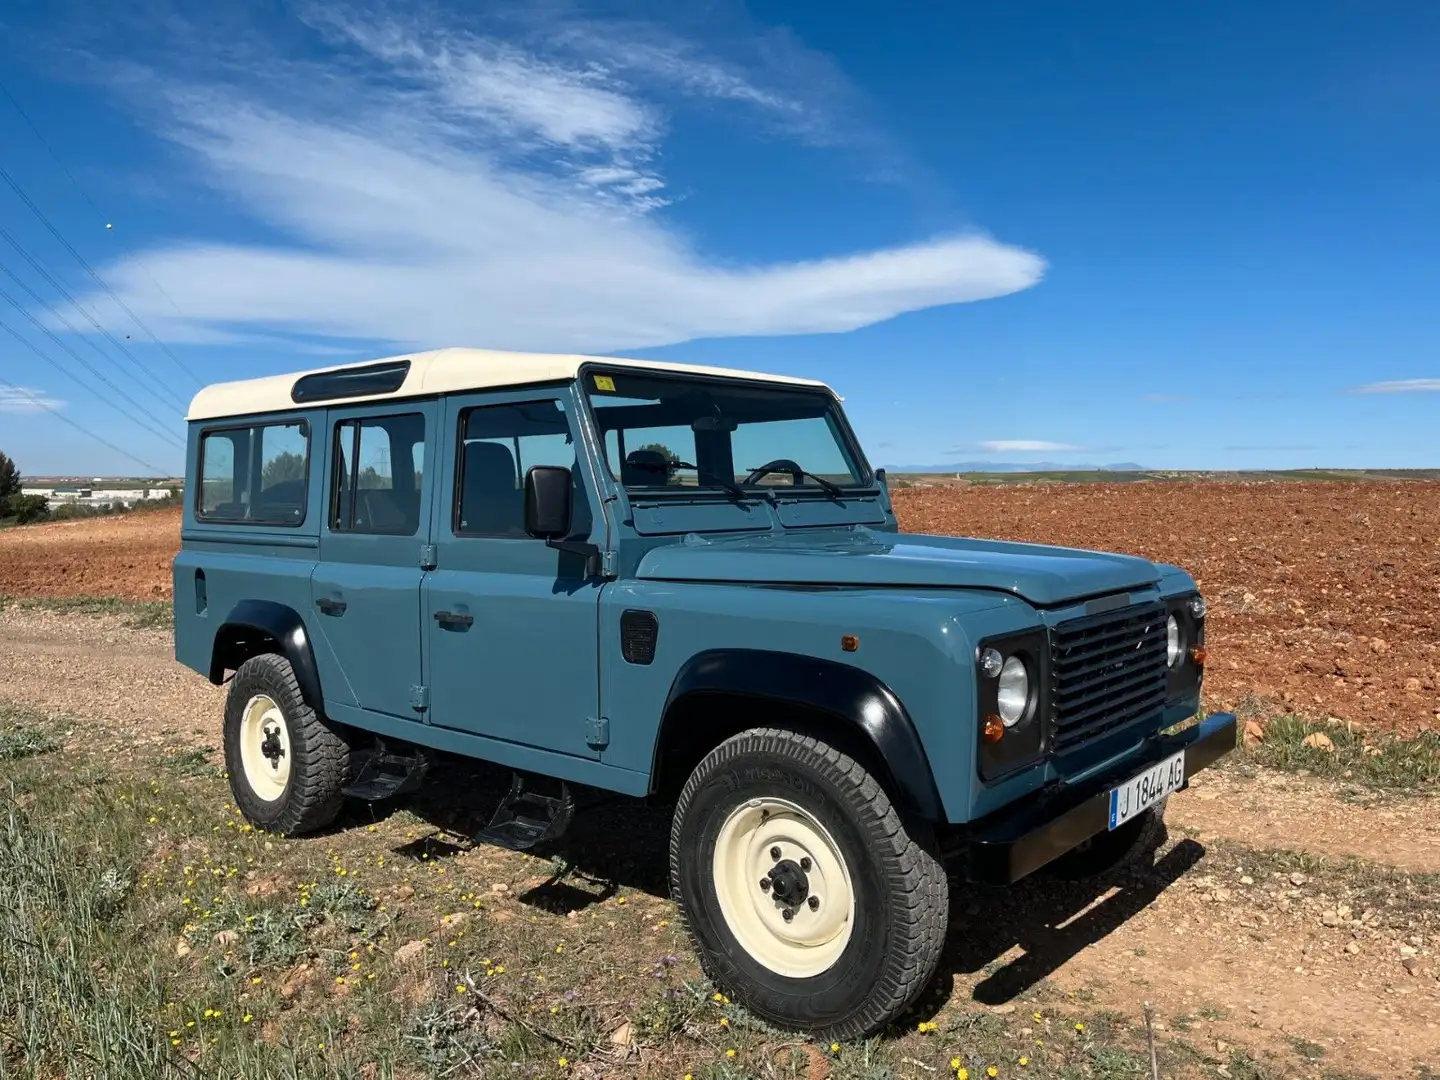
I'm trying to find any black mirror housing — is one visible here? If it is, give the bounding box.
[524,465,573,539]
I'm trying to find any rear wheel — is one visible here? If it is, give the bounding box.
[223,653,352,836]
[671,728,948,1040]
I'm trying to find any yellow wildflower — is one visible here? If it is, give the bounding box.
[456,984,467,994]
[718,1017,729,1027]
[558,1058,569,1069]
[988,1069,998,1078]
[1019,1059,1029,1067]
[950,1059,961,1071]
[725,1049,736,1059]
[242,1014,253,1024]
[1074,1023,1085,1032]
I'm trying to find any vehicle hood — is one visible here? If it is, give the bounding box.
[634,527,1159,606]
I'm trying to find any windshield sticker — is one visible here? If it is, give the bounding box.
[593,375,616,392]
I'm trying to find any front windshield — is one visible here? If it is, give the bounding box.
[583,369,868,493]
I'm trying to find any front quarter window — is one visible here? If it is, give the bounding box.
[584,369,867,494]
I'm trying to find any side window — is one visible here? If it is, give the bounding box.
[197,420,309,524]
[330,413,426,535]
[455,400,589,538]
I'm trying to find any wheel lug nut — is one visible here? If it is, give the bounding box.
[799,857,811,871]
[769,846,781,861]
[759,879,770,891]
[782,908,794,922]
[808,896,820,911]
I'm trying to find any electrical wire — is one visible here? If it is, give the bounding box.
[0,251,188,412]
[0,74,191,323]
[0,289,185,448]
[0,370,171,476]
[0,164,200,387]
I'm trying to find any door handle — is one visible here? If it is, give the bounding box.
[434,610,474,629]
[316,598,347,616]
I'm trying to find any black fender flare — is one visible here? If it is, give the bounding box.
[210,599,324,713]
[658,648,945,821]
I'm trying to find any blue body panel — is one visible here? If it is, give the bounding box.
[174,379,1206,829]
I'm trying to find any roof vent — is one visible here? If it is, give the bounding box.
[291,360,412,404]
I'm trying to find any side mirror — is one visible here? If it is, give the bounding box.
[524,465,573,539]
[874,467,888,488]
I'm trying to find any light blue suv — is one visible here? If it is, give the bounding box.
[174,347,1235,1038]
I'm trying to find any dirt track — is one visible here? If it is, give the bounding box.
[2,605,1438,1076]
[2,481,1438,734]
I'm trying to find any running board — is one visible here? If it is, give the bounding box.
[342,746,431,802]
[473,772,573,851]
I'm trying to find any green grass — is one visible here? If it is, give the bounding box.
[0,736,1291,1079]
[0,703,60,763]
[1227,708,1440,792]
[0,594,173,630]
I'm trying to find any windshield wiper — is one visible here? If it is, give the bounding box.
[743,460,846,498]
[627,458,751,501]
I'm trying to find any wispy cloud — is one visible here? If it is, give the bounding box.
[64,2,1043,353]
[0,386,64,413]
[979,440,1086,453]
[1349,378,1440,394]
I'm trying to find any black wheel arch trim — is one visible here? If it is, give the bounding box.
[657,648,945,821]
[210,599,324,713]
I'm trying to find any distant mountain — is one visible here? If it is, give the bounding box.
[882,462,1148,474]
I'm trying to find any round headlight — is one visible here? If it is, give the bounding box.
[1166,615,1184,668]
[979,647,1003,679]
[1188,594,1207,620]
[997,655,1031,727]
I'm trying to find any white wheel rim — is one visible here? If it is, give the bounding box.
[712,797,856,978]
[239,694,292,803]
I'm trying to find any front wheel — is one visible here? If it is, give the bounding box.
[670,728,948,1040]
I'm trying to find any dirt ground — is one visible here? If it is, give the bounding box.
[1,480,1438,734]
[2,605,1438,1077]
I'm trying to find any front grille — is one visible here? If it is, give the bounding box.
[1050,600,1168,752]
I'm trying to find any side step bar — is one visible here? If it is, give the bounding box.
[473,772,573,851]
[342,745,431,801]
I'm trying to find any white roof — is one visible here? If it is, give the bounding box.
[186,346,830,421]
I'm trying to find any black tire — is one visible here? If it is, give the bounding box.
[223,653,352,837]
[1042,801,1168,882]
[670,728,948,1040]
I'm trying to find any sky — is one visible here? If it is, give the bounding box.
[0,0,1437,476]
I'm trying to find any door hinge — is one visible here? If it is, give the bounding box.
[600,550,617,578]
[410,685,429,712]
[419,543,437,570]
[584,716,610,750]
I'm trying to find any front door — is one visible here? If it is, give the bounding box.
[312,402,435,721]
[425,388,604,757]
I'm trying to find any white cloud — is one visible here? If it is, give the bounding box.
[73,7,1044,353]
[1350,379,1440,394]
[980,440,1085,453]
[0,386,64,413]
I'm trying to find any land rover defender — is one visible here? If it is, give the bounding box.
[174,347,1236,1038]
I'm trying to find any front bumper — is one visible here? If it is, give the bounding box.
[965,712,1237,884]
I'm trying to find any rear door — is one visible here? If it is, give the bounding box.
[311,402,436,721]
[424,388,604,757]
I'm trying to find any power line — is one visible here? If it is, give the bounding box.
[0,74,192,323]
[0,290,185,448]
[0,249,189,412]
[0,371,170,476]
[0,223,187,411]
[0,164,201,387]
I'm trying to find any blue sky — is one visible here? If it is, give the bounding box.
[0,0,1437,475]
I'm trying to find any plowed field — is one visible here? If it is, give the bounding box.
[2,482,1437,734]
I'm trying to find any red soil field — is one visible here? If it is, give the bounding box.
[2,482,1436,734]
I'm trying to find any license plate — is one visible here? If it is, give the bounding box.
[1108,751,1186,830]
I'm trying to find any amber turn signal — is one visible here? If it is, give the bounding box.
[982,715,1005,744]
[840,634,859,652]
[1190,645,1208,665]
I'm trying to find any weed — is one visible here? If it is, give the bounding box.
[11,594,173,630]
[161,747,223,778]
[1230,711,1440,791]
[0,726,58,761]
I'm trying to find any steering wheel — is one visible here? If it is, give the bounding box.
[742,458,805,486]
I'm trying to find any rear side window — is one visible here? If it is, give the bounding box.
[330,413,427,535]
[197,420,310,525]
